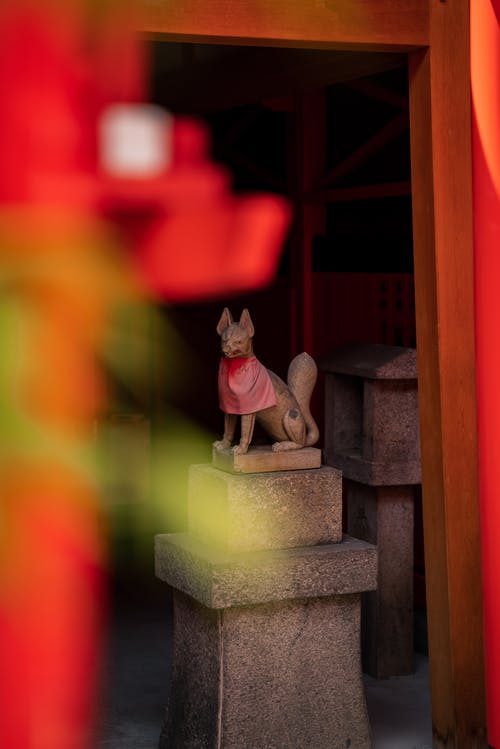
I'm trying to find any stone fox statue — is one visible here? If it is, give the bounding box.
[214,307,319,455]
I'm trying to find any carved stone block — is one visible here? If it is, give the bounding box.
[189,463,340,552]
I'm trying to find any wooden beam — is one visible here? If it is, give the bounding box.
[408,0,486,745]
[343,77,409,110]
[219,145,288,192]
[140,0,428,50]
[317,111,408,188]
[152,47,407,114]
[306,180,410,203]
[218,107,261,150]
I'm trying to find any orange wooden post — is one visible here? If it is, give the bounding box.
[409,1,487,745]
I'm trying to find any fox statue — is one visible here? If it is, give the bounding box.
[214,307,319,455]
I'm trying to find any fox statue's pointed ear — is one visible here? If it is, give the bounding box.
[239,309,255,338]
[216,307,233,335]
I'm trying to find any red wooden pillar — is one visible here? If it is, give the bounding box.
[471,1,500,746]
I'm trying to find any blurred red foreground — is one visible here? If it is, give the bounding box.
[0,2,289,748]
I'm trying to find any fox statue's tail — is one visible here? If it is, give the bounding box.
[287,352,320,447]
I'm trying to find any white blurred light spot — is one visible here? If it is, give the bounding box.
[99,104,172,177]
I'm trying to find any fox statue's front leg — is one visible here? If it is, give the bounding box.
[213,413,237,450]
[233,412,256,455]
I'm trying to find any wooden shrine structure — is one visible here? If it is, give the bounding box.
[139,3,486,747]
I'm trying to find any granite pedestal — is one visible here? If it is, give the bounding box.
[188,463,342,552]
[155,460,377,748]
[322,343,420,679]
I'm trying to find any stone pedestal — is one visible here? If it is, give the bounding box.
[188,464,342,552]
[322,343,420,679]
[155,460,377,748]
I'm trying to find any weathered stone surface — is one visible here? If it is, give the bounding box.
[188,463,342,552]
[322,447,421,486]
[323,345,420,486]
[212,444,321,473]
[160,590,373,749]
[159,593,220,749]
[348,481,415,678]
[155,533,377,609]
[363,380,420,466]
[321,342,417,380]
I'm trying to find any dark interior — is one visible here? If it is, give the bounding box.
[103,40,424,620]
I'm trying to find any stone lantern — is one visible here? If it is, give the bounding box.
[322,343,420,678]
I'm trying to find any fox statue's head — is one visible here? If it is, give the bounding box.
[216,308,254,359]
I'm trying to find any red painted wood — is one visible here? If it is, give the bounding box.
[471,1,500,745]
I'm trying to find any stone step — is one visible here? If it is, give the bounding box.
[155,532,377,609]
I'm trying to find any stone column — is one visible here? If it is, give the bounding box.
[155,460,377,748]
[322,343,420,678]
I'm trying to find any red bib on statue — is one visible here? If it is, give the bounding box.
[218,356,277,415]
